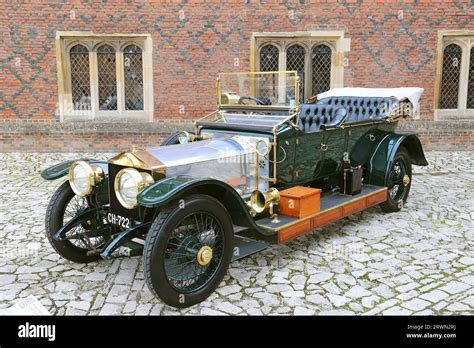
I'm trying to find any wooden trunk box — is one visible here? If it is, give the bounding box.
[279,186,321,218]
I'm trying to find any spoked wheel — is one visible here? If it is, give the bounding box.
[143,194,233,308]
[380,146,412,213]
[45,181,110,263]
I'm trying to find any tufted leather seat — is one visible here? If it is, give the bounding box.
[298,104,347,132]
[316,96,398,123]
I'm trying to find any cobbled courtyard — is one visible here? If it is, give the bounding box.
[0,151,472,315]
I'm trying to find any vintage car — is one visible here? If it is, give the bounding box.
[41,71,428,308]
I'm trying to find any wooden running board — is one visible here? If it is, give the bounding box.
[255,185,387,244]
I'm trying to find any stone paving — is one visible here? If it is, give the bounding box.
[0,151,472,316]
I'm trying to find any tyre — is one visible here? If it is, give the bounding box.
[380,146,412,213]
[143,194,233,308]
[45,181,107,263]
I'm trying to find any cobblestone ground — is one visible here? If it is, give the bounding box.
[0,151,472,316]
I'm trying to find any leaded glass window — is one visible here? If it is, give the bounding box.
[259,45,279,101]
[467,47,474,109]
[311,44,332,96]
[440,43,462,109]
[70,45,91,111]
[256,37,337,102]
[60,36,152,120]
[286,44,306,102]
[97,44,117,111]
[260,44,279,72]
[124,45,144,111]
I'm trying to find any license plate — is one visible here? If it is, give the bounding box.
[107,212,131,229]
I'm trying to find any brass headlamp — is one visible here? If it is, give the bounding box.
[68,161,104,196]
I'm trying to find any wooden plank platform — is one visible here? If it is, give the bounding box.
[256,184,387,244]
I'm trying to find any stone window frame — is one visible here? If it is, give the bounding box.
[56,32,153,122]
[250,31,349,101]
[434,30,474,121]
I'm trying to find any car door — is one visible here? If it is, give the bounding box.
[294,127,349,182]
[275,128,298,184]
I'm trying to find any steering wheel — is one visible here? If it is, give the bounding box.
[238,96,265,105]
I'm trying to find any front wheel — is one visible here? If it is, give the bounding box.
[380,146,412,213]
[45,181,109,263]
[143,194,233,308]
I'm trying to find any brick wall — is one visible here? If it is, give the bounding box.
[1,0,474,151]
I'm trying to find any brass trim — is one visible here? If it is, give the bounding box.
[197,246,213,266]
[109,149,166,175]
[259,187,387,233]
[247,188,280,215]
[68,160,104,196]
[218,70,298,76]
[256,139,271,157]
[403,174,410,187]
[114,168,154,209]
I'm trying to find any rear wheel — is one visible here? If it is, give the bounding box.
[380,146,412,213]
[143,194,233,308]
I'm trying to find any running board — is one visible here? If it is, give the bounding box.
[256,184,387,244]
[231,234,268,261]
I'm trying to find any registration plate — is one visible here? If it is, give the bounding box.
[107,212,131,229]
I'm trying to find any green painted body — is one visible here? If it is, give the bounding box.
[274,121,413,188]
[364,132,428,187]
[134,119,427,238]
[41,116,428,253]
[138,176,274,236]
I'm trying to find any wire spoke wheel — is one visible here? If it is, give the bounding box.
[388,159,408,202]
[380,146,412,213]
[45,181,109,263]
[164,212,224,293]
[62,195,106,251]
[143,194,233,308]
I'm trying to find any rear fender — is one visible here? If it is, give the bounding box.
[367,133,428,187]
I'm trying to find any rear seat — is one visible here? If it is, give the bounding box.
[298,104,347,132]
[316,96,399,123]
[298,96,399,132]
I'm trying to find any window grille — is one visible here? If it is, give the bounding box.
[439,43,462,109]
[259,44,279,72]
[97,44,118,111]
[70,45,91,111]
[286,44,306,102]
[124,45,144,111]
[311,44,332,96]
[467,46,474,109]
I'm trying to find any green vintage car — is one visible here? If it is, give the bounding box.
[41,71,428,308]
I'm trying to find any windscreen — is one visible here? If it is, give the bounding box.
[218,71,299,109]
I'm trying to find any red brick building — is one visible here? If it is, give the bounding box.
[1,0,473,151]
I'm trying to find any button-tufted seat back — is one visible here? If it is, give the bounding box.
[316,96,398,123]
[298,104,347,132]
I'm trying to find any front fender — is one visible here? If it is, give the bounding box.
[137,176,274,236]
[137,176,209,207]
[41,159,108,180]
[367,132,428,187]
